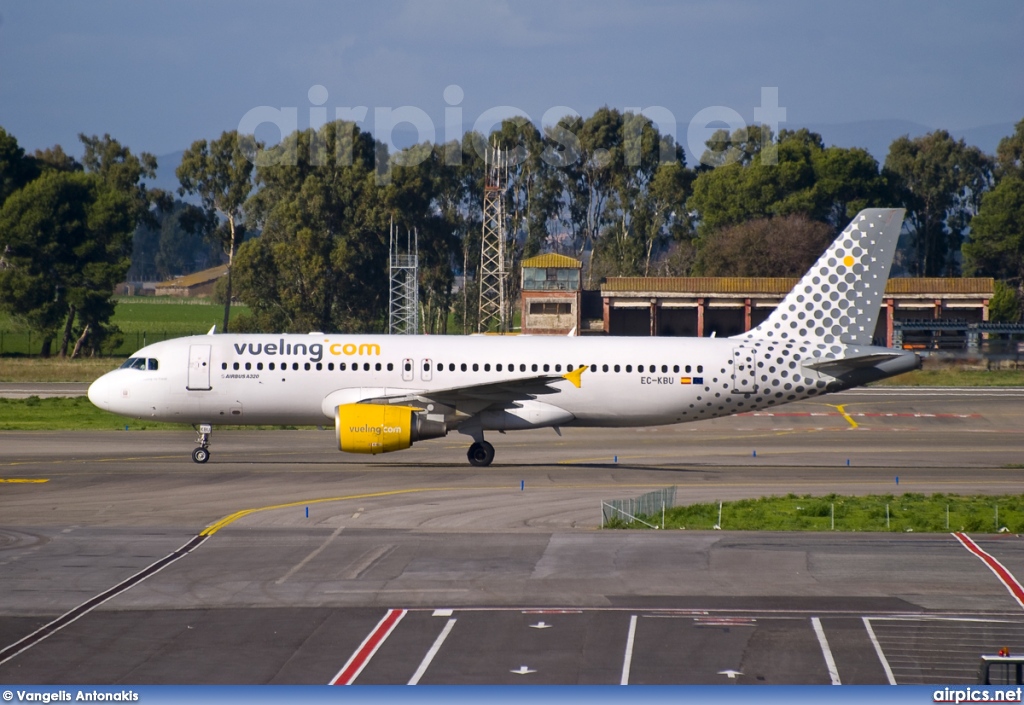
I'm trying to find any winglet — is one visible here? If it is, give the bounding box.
[562,365,586,389]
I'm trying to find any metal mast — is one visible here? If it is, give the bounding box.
[478,142,509,333]
[388,220,418,335]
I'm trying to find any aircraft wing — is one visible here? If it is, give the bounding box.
[357,367,585,416]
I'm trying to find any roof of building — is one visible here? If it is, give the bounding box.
[522,253,582,269]
[600,276,995,296]
[601,277,798,294]
[154,264,228,290]
[883,277,995,295]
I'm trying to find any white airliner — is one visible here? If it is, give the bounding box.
[89,208,917,466]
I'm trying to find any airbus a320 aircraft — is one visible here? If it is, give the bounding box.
[89,208,918,466]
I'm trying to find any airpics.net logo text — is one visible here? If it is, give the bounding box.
[232,340,381,363]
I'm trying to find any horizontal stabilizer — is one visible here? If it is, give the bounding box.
[804,352,906,374]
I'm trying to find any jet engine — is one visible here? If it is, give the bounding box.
[335,403,447,455]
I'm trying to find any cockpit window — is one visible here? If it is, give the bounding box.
[147,358,159,371]
[120,357,153,371]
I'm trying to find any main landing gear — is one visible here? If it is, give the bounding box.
[192,423,211,464]
[467,440,495,467]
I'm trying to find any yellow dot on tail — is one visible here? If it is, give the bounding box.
[843,255,854,267]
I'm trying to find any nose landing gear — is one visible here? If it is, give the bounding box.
[192,424,211,463]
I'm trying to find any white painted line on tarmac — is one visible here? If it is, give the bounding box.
[275,526,343,585]
[0,534,208,667]
[862,617,897,685]
[954,532,1024,610]
[324,589,469,594]
[842,388,1024,397]
[330,608,407,685]
[620,614,638,685]
[408,618,456,685]
[811,617,841,685]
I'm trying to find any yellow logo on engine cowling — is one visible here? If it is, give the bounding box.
[336,404,414,454]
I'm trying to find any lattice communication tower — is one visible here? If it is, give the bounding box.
[478,143,509,333]
[388,221,418,335]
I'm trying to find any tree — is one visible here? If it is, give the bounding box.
[884,131,993,276]
[235,122,389,333]
[33,145,83,174]
[962,118,1024,321]
[177,131,257,332]
[128,200,220,281]
[0,171,134,356]
[698,125,770,169]
[0,127,39,209]
[995,117,1024,180]
[962,175,1024,319]
[688,129,890,236]
[988,280,1021,323]
[693,214,834,277]
[79,133,161,223]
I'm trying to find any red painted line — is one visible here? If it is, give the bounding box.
[330,608,407,685]
[953,533,1024,610]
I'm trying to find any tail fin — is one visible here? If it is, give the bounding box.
[736,208,905,347]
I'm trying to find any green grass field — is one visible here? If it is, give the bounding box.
[0,396,309,431]
[110,297,247,334]
[0,396,190,430]
[605,492,1024,533]
[0,297,248,356]
[872,368,1024,386]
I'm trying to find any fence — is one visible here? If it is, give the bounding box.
[0,331,205,357]
[601,486,677,529]
[608,495,1024,532]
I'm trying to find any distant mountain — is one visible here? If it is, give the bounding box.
[803,119,1014,163]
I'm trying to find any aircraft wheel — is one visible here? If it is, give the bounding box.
[192,447,210,464]
[467,441,495,467]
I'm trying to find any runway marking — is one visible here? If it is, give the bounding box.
[695,617,756,627]
[201,487,492,536]
[953,532,1024,610]
[825,404,859,429]
[744,412,981,419]
[340,544,395,580]
[0,478,48,483]
[330,608,406,685]
[408,618,457,685]
[862,617,898,685]
[620,614,637,685]
[275,526,344,585]
[0,534,208,667]
[811,617,841,685]
[323,589,470,594]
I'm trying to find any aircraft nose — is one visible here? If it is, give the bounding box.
[87,374,112,409]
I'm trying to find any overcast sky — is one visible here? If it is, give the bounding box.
[1,0,1021,159]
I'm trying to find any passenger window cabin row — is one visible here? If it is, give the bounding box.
[221,361,704,374]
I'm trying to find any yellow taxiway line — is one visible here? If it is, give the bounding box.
[826,404,860,429]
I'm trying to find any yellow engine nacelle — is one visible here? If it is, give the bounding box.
[335,404,446,455]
